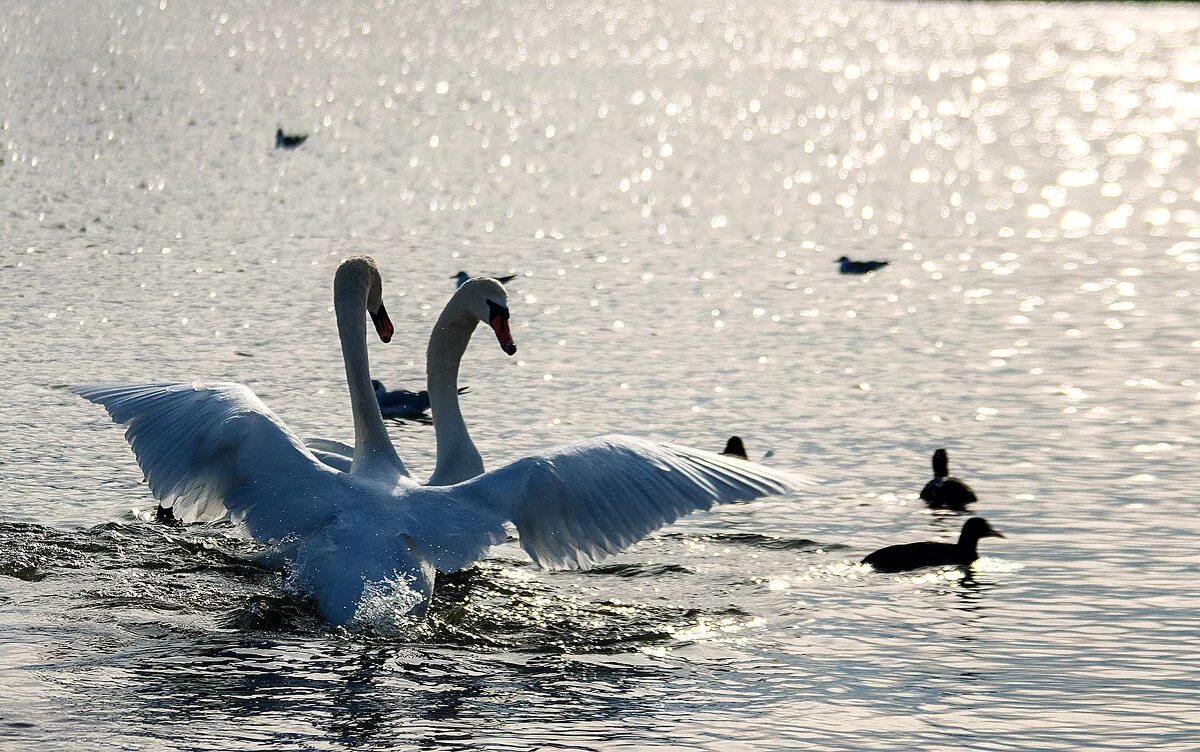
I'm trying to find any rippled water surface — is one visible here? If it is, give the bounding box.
[2,1,1199,749]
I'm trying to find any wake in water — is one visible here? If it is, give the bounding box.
[0,519,821,653]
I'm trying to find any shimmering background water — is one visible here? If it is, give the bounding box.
[2,1,1198,749]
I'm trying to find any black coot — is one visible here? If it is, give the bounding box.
[920,448,977,509]
[862,517,1005,572]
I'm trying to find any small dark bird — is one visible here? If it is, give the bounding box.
[836,256,890,274]
[920,448,977,509]
[862,517,1005,572]
[453,271,517,288]
[373,379,468,418]
[720,436,748,460]
[275,128,308,149]
[155,504,182,527]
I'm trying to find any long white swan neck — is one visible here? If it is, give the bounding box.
[426,294,483,485]
[333,267,403,477]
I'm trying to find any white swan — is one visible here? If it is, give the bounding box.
[302,277,510,485]
[72,257,806,625]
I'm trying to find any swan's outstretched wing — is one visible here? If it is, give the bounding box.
[73,382,342,541]
[446,434,810,570]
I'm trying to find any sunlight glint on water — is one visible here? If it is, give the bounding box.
[1,1,1198,749]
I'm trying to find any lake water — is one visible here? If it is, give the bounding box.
[1,0,1198,749]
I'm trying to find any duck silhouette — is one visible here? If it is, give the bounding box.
[920,448,977,509]
[720,436,748,460]
[836,256,890,274]
[862,517,1005,572]
[275,128,308,149]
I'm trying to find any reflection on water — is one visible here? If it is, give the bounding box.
[2,0,1199,749]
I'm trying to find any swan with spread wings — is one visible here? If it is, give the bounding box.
[72,257,806,625]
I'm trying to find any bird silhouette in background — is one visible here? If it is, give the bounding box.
[836,256,890,274]
[453,271,517,288]
[862,517,1005,572]
[920,448,978,510]
[275,128,308,149]
[718,436,774,463]
[372,379,469,418]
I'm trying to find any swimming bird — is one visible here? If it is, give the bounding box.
[369,379,469,419]
[720,436,748,460]
[920,448,977,509]
[453,271,517,288]
[836,256,890,274]
[275,128,308,149]
[861,517,1005,572]
[72,257,806,625]
[717,436,775,463]
[373,379,431,416]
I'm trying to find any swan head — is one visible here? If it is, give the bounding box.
[456,277,517,356]
[335,256,393,343]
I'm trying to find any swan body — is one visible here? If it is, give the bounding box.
[836,256,890,274]
[73,259,806,625]
[720,436,748,460]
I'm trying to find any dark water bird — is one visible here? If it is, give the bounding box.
[720,436,748,460]
[453,271,517,288]
[718,436,774,463]
[155,504,182,527]
[836,256,890,274]
[275,128,308,149]
[862,517,1005,572]
[372,379,468,418]
[920,448,977,509]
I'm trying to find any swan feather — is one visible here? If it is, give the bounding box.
[71,382,343,540]
[448,434,813,570]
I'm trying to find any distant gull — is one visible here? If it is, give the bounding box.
[453,271,517,288]
[862,517,1005,572]
[920,448,977,510]
[836,256,890,274]
[275,128,308,149]
[373,378,468,418]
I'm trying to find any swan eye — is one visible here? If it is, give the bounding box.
[486,300,509,321]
